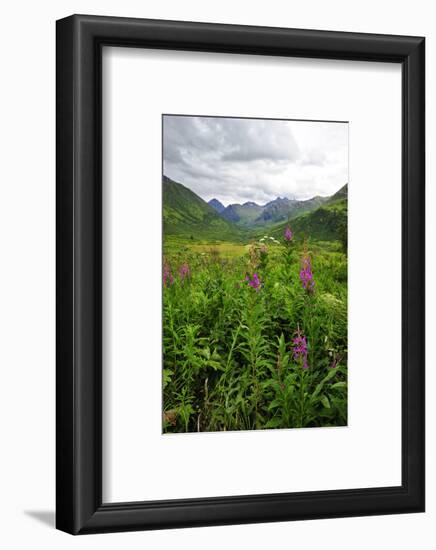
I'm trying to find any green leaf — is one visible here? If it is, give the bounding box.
[265,417,283,428]
[268,399,283,411]
[321,395,330,409]
[163,369,173,389]
[310,369,338,402]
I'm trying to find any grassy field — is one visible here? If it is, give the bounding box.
[162,231,348,433]
[164,237,250,258]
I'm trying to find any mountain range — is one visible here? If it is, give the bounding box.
[163,175,347,244]
[208,194,328,227]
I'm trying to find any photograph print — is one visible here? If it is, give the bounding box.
[162,114,348,433]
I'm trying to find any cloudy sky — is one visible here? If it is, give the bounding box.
[163,115,348,206]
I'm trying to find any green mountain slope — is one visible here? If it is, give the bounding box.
[221,202,263,225]
[269,184,348,247]
[325,183,348,205]
[163,176,243,241]
[257,195,328,225]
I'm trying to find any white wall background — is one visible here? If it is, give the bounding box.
[0,1,433,548]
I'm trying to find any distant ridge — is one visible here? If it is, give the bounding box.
[218,193,330,227]
[208,198,225,214]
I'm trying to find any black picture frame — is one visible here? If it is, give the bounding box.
[56,14,425,534]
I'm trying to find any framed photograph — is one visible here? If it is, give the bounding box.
[161,114,349,434]
[56,15,425,534]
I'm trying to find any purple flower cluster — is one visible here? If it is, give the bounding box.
[163,262,174,287]
[284,226,293,242]
[292,330,309,369]
[179,262,190,280]
[300,256,315,292]
[245,272,261,291]
[163,261,191,287]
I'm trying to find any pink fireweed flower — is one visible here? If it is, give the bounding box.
[300,255,315,292]
[284,226,293,242]
[179,262,190,280]
[292,329,309,369]
[245,273,262,291]
[163,262,174,287]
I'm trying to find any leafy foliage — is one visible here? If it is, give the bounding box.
[162,229,348,433]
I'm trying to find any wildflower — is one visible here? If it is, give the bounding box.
[179,262,190,280]
[245,272,262,291]
[300,255,315,292]
[284,226,293,242]
[163,262,174,287]
[292,329,309,369]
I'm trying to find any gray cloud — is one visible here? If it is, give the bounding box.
[163,115,348,205]
[300,149,326,167]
